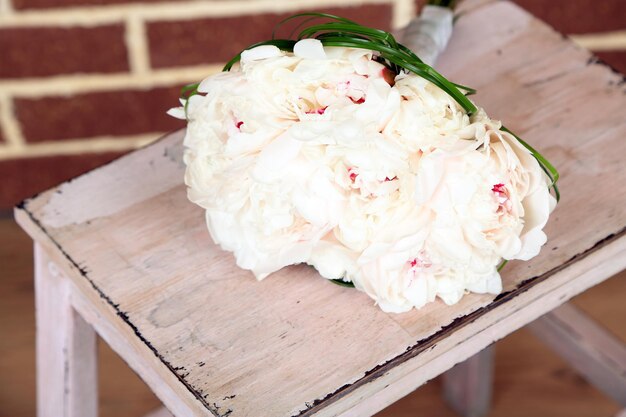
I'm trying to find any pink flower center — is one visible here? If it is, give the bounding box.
[492,183,512,213]
[347,168,397,187]
[305,106,327,115]
[492,183,506,195]
[337,79,367,104]
[408,252,432,270]
[381,67,396,86]
[348,167,358,182]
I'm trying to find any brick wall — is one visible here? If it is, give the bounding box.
[0,0,624,209]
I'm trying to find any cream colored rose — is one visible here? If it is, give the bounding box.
[170,39,555,312]
[348,114,554,312]
[173,40,396,279]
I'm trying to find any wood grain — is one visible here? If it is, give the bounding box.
[313,233,626,417]
[2,218,624,417]
[13,1,626,417]
[34,244,98,417]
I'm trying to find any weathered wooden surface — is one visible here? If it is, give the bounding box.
[35,244,98,417]
[15,1,626,417]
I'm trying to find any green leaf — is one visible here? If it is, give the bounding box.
[501,126,560,202]
[298,22,400,49]
[180,82,200,118]
[497,259,508,272]
[329,279,355,288]
[427,0,458,8]
[178,12,558,202]
[312,35,477,113]
[272,13,360,46]
[222,39,297,71]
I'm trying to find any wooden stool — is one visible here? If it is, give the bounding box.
[15,2,626,416]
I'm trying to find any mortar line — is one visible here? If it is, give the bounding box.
[0,0,392,28]
[0,94,26,148]
[0,0,13,14]
[0,133,160,160]
[391,0,417,30]
[0,64,223,98]
[125,13,151,75]
[571,30,626,52]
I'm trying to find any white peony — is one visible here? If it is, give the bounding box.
[170,39,556,312]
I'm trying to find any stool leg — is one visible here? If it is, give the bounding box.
[35,244,98,417]
[528,302,626,406]
[442,345,494,417]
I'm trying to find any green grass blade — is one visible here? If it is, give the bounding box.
[501,126,560,202]
[222,39,297,71]
[298,22,399,49]
[180,82,200,117]
[200,13,558,205]
[427,0,458,8]
[272,12,358,39]
[317,36,477,113]
[330,279,355,288]
[497,259,508,272]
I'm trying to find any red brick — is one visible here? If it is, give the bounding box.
[13,0,169,9]
[595,51,626,75]
[0,25,128,79]
[0,152,123,209]
[147,4,393,69]
[15,87,185,142]
[512,0,626,34]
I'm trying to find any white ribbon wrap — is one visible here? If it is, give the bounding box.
[401,5,454,66]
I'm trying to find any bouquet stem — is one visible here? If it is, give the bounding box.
[401,2,456,66]
[427,0,459,8]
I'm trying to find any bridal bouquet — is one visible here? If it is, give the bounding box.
[169,10,559,313]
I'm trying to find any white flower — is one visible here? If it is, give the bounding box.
[171,39,556,312]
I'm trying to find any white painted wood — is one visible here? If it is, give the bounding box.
[34,243,97,417]
[528,302,626,406]
[143,406,175,417]
[329,234,626,417]
[442,346,494,417]
[13,1,626,417]
[69,269,210,417]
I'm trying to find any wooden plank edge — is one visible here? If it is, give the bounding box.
[14,165,626,417]
[11,128,186,217]
[296,232,626,417]
[13,207,219,417]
